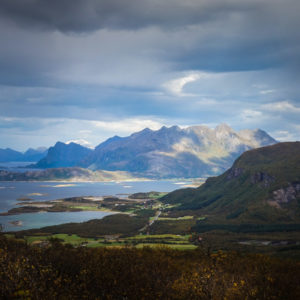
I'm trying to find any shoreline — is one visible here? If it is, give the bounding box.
[0,179,153,183]
[0,192,154,216]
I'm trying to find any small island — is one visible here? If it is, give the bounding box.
[0,192,167,216]
[8,220,23,226]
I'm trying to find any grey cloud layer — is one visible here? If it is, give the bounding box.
[1,0,299,78]
[0,0,299,149]
[0,0,260,32]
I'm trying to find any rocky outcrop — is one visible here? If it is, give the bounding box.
[272,182,300,204]
[251,172,275,187]
[227,168,275,188]
[227,167,244,180]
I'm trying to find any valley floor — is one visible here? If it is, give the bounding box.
[5,191,300,258]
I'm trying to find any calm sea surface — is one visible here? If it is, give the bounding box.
[0,180,188,231]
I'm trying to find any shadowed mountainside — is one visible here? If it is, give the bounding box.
[0,147,47,163]
[161,142,300,224]
[35,142,92,168]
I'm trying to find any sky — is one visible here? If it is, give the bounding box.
[0,0,299,151]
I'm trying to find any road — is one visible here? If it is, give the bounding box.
[139,210,161,232]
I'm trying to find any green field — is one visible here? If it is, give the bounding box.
[126,234,189,240]
[156,215,194,221]
[13,232,197,250]
[136,243,197,250]
[24,234,102,246]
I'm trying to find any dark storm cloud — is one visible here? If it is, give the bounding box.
[0,0,266,32]
[1,0,299,75]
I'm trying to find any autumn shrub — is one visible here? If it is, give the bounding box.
[0,235,299,299]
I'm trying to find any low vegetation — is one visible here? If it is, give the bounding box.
[9,233,196,249]
[128,191,167,199]
[1,234,299,299]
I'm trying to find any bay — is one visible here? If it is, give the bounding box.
[0,180,185,232]
[2,211,114,232]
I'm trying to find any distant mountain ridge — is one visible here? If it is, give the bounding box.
[80,124,277,178]
[35,142,92,168]
[26,124,277,178]
[0,147,47,163]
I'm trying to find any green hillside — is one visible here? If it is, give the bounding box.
[161,142,300,225]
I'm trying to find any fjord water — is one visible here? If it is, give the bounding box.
[0,180,181,231]
[2,211,115,232]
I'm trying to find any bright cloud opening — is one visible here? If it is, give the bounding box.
[163,72,209,96]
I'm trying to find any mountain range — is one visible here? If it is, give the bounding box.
[0,147,47,163]
[30,124,276,178]
[80,124,276,178]
[0,124,277,178]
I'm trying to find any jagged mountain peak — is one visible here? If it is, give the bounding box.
[158,125,180,132]
[66,139,94,149]
[238,128,277,147]
[80,123,277,178]
[35,140,92,168]
[215,123,234,132]
[54,141,66,147]
[186,124,213,132]
[95,135,122,150]
[130,127,153,138]
[53,141,90,149]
